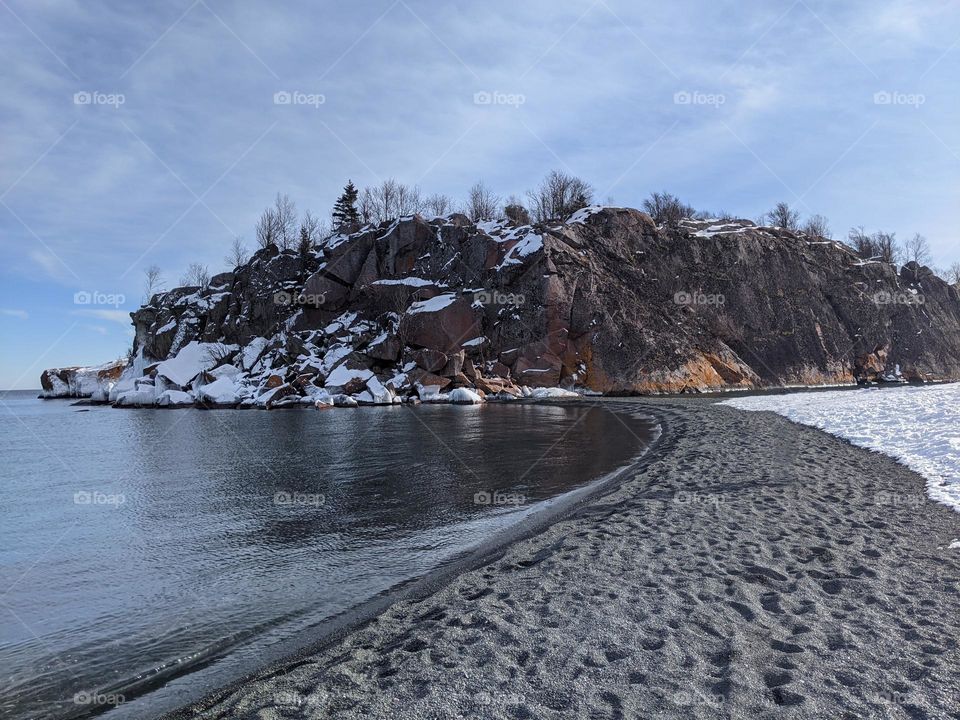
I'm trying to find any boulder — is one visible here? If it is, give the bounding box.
[400,294,481,353]
[410,348,447,373]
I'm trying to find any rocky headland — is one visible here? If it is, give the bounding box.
[41,206,960,408]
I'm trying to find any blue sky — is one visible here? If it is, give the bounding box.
[1,0,958,389]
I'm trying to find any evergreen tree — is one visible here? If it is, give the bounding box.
[332,180,360,231]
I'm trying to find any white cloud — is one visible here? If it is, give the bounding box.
[0,309,28,319]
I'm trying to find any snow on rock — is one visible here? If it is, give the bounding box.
[211,364,241,379]
[196,376,240,405]
[357,376,394,405]
[566,205,605,224]
[448,387,483,404]
[371,277,440,288]
[240,337,269,371]
[407,293,458,315]
[721,384,960,513]
[325,364,374,389]
[529,387,580,399]
[155,341,236,387]
[416,383,448,403]
[156,390,195,407]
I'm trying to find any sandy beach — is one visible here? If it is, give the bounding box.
[168,398,960,719]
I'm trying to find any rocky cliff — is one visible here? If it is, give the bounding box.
[41,206,960,406]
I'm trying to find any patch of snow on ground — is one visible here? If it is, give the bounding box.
[721,384,960,513]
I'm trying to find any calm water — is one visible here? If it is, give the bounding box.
[0,391,654,720]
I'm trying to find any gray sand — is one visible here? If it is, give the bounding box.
[176,399,960,719]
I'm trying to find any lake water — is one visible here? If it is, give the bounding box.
[0,392,654,720]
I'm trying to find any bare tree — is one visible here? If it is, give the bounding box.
[802,214,831,239]
[143,265,165,303]
[946,261,960,285]
[424,193,454,216]
[848,226,872,258]
[256,207,279,249]
[297,210,322,260]
[764,202,801,232]
[358,179,425,224]
[503,195,531,225]
[273,193,298,250]
[903,233,931,266]
[225,236,248,268]
[526,170,593,223]
[872,231,900,264]
[180,262,210,289]
[466,180,500,222]
[642,192,695,227]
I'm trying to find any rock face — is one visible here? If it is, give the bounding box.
[41,207,960,405]
[40,359,126,399]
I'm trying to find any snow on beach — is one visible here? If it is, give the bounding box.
[722,383,960,513]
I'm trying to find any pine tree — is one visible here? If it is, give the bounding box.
[332,180,360,232]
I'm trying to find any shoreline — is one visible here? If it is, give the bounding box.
[147,401,665,719]
[168,397,960,719]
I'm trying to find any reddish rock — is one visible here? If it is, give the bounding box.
[401,297,481,353]
[441,350,465,378]
[410,348,447,373]
[265,374,284,389]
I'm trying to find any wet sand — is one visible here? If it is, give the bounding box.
[169,398,960,719]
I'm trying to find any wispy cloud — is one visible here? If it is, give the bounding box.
[70,309,131,326]
[0,309,29,320]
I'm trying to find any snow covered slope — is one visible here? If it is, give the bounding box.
[722,384,960,512]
